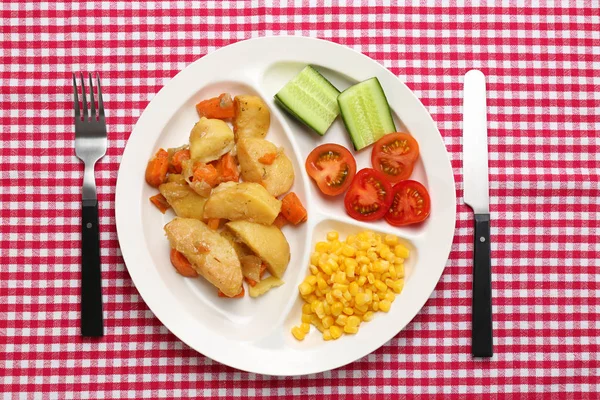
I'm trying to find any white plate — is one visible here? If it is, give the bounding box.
[115,36,456,376]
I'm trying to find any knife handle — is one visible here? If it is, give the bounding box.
[81,199,104,337]
[472,213,492,357]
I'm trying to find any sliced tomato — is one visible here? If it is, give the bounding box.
[371,132,420,184]
[344,168,393,221]
[305,144,356,196]
[385,180,431,226]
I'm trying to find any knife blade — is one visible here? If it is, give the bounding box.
[462,70,493,357]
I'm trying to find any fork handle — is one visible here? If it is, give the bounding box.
[81,199,104,337]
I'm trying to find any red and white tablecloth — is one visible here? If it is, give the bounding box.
[1,1,598,398]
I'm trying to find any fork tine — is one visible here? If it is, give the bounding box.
[73,73,81,120]
[96,73,104,118]
[80,72,88,119]
[88,73,96,119]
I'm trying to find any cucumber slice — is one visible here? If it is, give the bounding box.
[337,77,396,150]
[274,65,340,135]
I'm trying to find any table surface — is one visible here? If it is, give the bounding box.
[1,1,598,399]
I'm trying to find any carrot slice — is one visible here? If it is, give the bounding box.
[218,285,245,298]
[149,193,171,214]
[170,248,198,277]
[258,152,277,165]
[280,192,307,225]
[207,218,221,230]
[170,149,191,174]
[192,162,220,187]
[273,213,288,229]
[212,152,239,183]
[196,93,235,120]
[145,149,169,187]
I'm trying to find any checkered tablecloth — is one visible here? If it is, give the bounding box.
[1,1,598,398]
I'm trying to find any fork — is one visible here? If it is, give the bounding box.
[73,73,107,337]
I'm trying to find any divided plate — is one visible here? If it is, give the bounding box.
[115,36,456,376]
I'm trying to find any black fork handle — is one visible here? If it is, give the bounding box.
[81,199,104,337]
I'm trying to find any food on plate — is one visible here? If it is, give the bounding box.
[196,93,235,120]
[305,143,356,196]
[170,248,199,277]
[203,182,282,225]
[280,192,307,225]
[158,181,207,220]
[338,77,396,150]
[218,286,245,298]
[233,95,270,139]
[292,230,407,341]
[220,228,252,259]
[385,180,431,226]
[274,65,340,135]
[167,146,191,174]
[371,132,419,183]
[236,137,294,197]
[189,117,235,163]
[239,255,263,282]
[165,217,243,297]
[167,173,187,184]
[344,168,393,221]
[249,276,285,298]
[273,213,288,228]
[212,153,240,183]
[145,148,169,187]
[149,193,171,214]
[226,220,290,278]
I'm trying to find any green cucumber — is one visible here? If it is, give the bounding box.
[274,65,340,135]
[337,77,396,150]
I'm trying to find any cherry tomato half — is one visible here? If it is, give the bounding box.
[371,132,420,184]
[385,180,431,226]
[306,144,357,196]
[344,168,394,221]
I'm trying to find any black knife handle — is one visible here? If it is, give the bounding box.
[81,199,104,337]
[472,213,492,357]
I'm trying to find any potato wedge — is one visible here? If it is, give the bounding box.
[220,228,252,259]
[226,220,290,278]
[166,173,187,184]
[248,276,284,298]
[165,218,242,297]
[189,117,234,163]
[159,182,207,220]
[233,95,270,140]
[237,137,294,197]
[203,182,282,225]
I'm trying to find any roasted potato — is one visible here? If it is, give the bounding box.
[165,218,242,297]
[220,228,252,260]
[248,276,284,298]
[236,137,294,197]
[226,220,290,278]
[203,182,282,225]
[233,95,270,140]
[159,181,207,220]
[166,173,187,184]
[189,117,235,163]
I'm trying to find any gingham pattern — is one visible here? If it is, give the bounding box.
[1,1,598,399]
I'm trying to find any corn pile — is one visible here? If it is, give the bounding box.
[291,230,408,341]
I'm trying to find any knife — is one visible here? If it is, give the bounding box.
[462,70,493,357]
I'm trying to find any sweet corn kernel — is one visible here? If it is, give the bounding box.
[394,244,410,259]
[309,265,319,275]
[333,272,346,284]
[316,241,331,252]
[363,311,374,322]
[384,252,396,263]
[310,252,321,265]
[323,301,331,315]
[300,323,310,333]
[359,241,370,251]
[332,283,348,291]
[346,264,356,278]
[322,315,334,329]
[332,289,343,299]
[357,276,367,286]
[314,322,325,333]
[343,291,352,301]
[355,292,367,306]
[341,245,356,257]
[305,275,317,286]
[330,325,343,339]
[330,241,342,252]
[327,231,339,241]
[346,234,356,244]
[374,280,388,292]
[315,302,325,319]
[318,260,333,275]
[305,294,317,304]
[302,303,313,315]
[384,234,398,246]
[336,315,348,326]
[292,326,306,340]
[326,258,339,272]
[367,251,378,262]
[342,307,354,316]
[381,272,391,281]
[301,313,312,323]
[347,316,361,327]
[348,282,359,296]
[367,273,375,284]
[299,282,314,296]
[373,293,380,302]
[385,292,396,303]
[317,277,328,291]
[331,302,343,316]
[396,264,405,279]
[314,289,323,297]
[344,325,358,334]
[379,299,391,312]
[355,303,369,313]
[371,301,379,311]
[392,279,404,294]
[322,329,333,341]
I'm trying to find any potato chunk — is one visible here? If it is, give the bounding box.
[236,137,294,197]
[164,218,242,297]
[159,181,207,220]
[203,182,282,225]
[233,95,270,140]
[189,117,234,163]
[226,221,290,278]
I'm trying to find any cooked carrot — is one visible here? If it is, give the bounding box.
[170,149,190,174]
[149,193,171,214]
[145,148,169,187]
[280,192,307,225]
[245,277,258,287]
[218,285,245,298]
[207,218,221,230]
[273,213,288,229]
[192,162,220,187]
[245,264,268,287]
[213,152,239,183]
[196,93,235,120]
[170,248,198,277]
[258,152,277,165]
